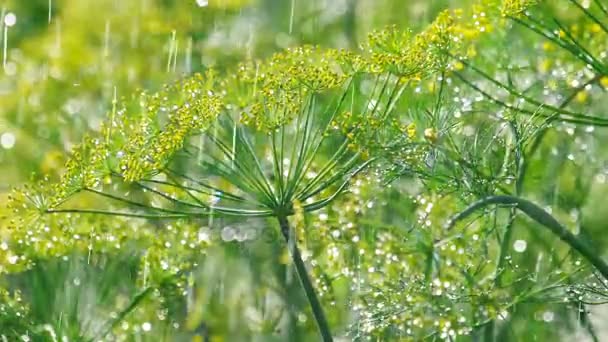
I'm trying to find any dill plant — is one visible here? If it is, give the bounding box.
[3,0,608,341]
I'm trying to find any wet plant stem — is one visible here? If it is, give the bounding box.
[277,215,333,342]
[446,195,608,280]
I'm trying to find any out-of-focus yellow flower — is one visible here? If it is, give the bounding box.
[538,59,551,73]
[210,335,224,342]
[599,76,608,89]
[407,123,417,138]
[569,24,579,34]
[501,0,538,17]
[466,45,477,58]
[547,79,558,91]
[576,90,588,103]
[424,128,438,143]
[40,149,65,174]
[279,249,291,264]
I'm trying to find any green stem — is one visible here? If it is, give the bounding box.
[277,215,333,342]
[445,195,608,280]
[90,286,154,341]
[483,320,495,342]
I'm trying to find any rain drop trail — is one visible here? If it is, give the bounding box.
[166,30,177,73]
[104,19,111,58]
[186,272,195,313]
[1,9,4,70]
[231,119,237,169]
[3,12,18,70]
[185,36,193,73]
[208,206,215,228]
[172,39,178,73]
[53,19,61,58]
[2,9,7,70]
[252,63,259,96]
[289,0,296,34]
[143,253,149,288]
[197,135,205,164]
[48,0,52,22]
[107,86,118,144]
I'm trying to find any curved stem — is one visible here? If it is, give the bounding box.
[277,215,333,341]
[445,195,608,280]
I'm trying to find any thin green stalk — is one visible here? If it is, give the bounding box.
[83,188,201,214]
[453,72,608,126]
[445,195,608,280]
[45,209,190,219]
[162,168,250,203]
[492,78,599,295]
[494,122,524,285]
[455,60,608,124]
[593,0,608,17]
[277,215,333,342]
[90,286,154,341]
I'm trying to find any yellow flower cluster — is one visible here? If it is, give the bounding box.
[52,71,223,189]
[55,136,108,199]
[116,74,223,182]
[235,46,349,130]
[366,8,477,79]
[500,0,538,17]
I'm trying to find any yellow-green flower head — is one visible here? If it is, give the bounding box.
[501,0,538,17]
[69,72,221,184]
[232,46,350,131]
[365,10,460,78]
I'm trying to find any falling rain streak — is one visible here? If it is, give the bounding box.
[3,11,17,70]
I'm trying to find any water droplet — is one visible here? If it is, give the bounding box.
[141,322,152,331]
[4,13,16,27]
[1,132,16,149]
[160,260,169,270]
[196,0,209,7]
[513,240,527,253]
[198,227,211,242]
[221,226,235,241]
